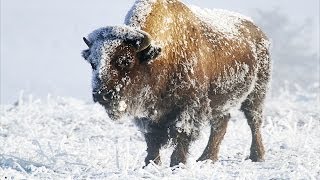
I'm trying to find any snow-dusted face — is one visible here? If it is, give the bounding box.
[81,26,159,120]
[82,32,137,120]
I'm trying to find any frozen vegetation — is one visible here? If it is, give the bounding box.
[1,85,319,179]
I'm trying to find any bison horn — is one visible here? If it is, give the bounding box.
[136,31,151,52]
[83,37,92,47]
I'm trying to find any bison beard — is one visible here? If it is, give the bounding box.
[82,0,271,167]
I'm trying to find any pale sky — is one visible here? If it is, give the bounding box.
[1,0,319,104]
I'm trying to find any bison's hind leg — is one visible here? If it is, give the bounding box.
[241,87,266,162]
[197,113,230,162]
[241,46,271,162]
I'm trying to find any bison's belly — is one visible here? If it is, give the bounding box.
[208,70,256,115]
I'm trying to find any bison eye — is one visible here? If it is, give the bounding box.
[115,56,134,70]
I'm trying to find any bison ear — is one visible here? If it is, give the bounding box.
[137,45,162,63]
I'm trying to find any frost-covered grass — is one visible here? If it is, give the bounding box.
[1,86,319,179]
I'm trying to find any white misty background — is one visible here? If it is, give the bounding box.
[254,9,319,92]
[0,0,319,104]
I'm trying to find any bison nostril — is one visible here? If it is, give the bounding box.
[103,94,109,101]
[93,91,115,103]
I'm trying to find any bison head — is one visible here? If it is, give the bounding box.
[82,26,161,120]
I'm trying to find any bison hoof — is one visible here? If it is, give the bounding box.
[196,155,218,163]
[144,156,161,168]
[246,155,264,162]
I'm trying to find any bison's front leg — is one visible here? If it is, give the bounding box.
[197,114,230,162]
[135,118,168,166]
[170,131,192,167]
[143,124,168,166]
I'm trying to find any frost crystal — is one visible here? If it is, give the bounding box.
[125,0,157,28]
[189,5,253,39]
[118,100,127,112]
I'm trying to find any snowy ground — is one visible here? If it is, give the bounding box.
[1,85,319,179]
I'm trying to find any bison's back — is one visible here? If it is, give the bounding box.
[126,0,270,118]
[185,4,270,115]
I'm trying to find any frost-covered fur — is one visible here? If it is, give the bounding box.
[82,0,271,167]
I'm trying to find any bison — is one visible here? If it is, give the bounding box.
[82,0,271,167]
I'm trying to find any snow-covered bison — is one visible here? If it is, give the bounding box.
[82,0,271,167]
